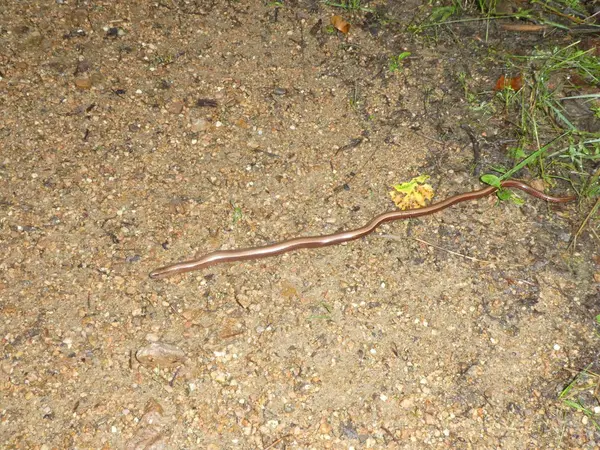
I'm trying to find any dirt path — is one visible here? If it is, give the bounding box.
[1,1,598,448]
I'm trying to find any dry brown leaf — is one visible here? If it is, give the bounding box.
[331,15,350,34]
[494,74,523,91]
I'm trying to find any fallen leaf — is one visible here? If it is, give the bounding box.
[494,74,523,91]
[510,74,523,90]
[390,175,434,210]
[331,15,350,34]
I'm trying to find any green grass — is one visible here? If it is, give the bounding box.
[231,202,243,225]
[409,0,600,35]
[322,0,373,12]
[323,0,600,434]
[559,364,600,431]
[479,41,600,194]
[407,3,600,200]
[444,11,600,432]
[441,11,600,430]
[388,52,412,73]
[422,28,599,196]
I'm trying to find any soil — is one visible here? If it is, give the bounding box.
[1,1,599,449]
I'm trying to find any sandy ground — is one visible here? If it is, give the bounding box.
[1,1,599,448]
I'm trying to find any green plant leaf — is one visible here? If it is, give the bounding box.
[563,399,589,413]
[392,175,430,193]
[497,189,512,201]
[510,194,525,205]
[481,174,502,188]
[508,147,527,160]
[232,204,243,224]
[481,175,525,204]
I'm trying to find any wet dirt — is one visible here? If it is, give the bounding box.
[1,1,599,448]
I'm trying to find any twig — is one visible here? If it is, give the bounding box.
[500,24,548,32]
[460,124,481,176]
[169,366,181,386]
[569,196,600,250]
[376,234,491,264]
[381,426,399,442]
[411,130,444,145]
[589,226,599,243]
[263,433,291,450]
[234,294,248,310]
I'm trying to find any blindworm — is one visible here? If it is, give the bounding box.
[149,180,575,279]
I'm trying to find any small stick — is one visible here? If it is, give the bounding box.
[263,434,291,450]
[569,196,600,250]
[460,124,481,176]
[411,130,444,145]
[376,234,491,264]
[499,24,548,32]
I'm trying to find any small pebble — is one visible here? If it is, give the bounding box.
[136,342,185,368]
[319,422,332,434]
[340,422,359,439]
[74,77,92,90]
[400,397,414,408]
[191,118,209,132]
[167,100,184,114]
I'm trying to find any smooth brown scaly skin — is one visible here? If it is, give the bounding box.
[149,180,575,279]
